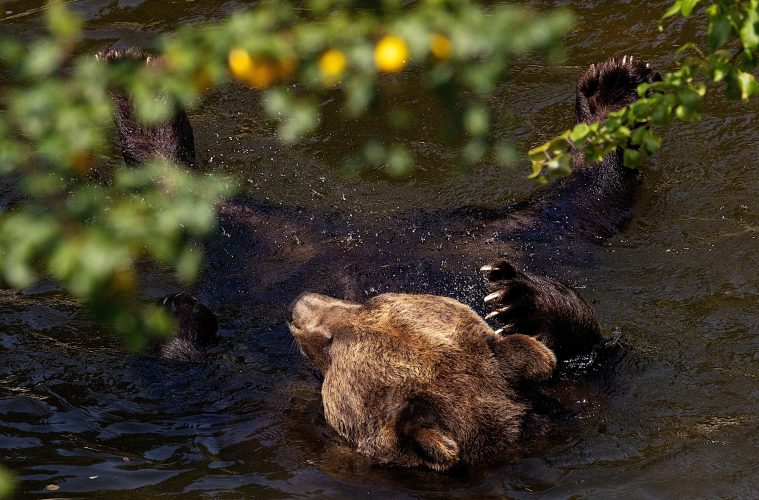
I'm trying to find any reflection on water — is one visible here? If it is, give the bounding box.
[1,0,758,497]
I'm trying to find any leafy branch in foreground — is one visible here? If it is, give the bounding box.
[530,0,759,182]
[140,0,573,172]
[0,0,571,344]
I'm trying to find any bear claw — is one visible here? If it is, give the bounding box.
[485,306,511,320]
[494,324,515,335]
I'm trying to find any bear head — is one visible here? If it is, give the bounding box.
[287,292,557,471]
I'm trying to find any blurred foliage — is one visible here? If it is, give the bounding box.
[0,466,13,500]
[0,0,572,344]
[531,0,759,181]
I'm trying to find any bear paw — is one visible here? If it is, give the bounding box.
[158,293,219,348]
[480,261,601,359]
[480,261,547,335]
[575,55,660,124]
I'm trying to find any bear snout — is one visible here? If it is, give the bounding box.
[287,291,311,324]
[287,292,329,329]
[288,292,361,330]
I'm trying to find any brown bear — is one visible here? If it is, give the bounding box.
[286,56,659,470]
[103,51,658,468]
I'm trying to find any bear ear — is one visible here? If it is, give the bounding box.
[491,333,557,383]
[396,394,460,471]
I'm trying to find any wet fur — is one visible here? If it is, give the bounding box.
[157,293,218,362]
[97,48,197,168]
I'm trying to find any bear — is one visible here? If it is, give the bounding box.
[285,56,660,471]
[101,50,659,469]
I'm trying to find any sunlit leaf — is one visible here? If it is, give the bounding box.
[681,0,701,16]
[737,71,758,100]
[740,3,759,51]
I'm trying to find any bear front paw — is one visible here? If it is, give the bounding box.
[480,261,543,336]
[480,260,602,359]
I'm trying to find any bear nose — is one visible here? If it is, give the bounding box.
[287,292,310,323]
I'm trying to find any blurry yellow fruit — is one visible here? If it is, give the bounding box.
[430,33,452,60]
[374,36,409,72]
[228,49,278,88]
[245,57,278,88]
[319,49,347,82]
[228,48,252,79]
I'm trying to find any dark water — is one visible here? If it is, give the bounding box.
[2,1,758,497]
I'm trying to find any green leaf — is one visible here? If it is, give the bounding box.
[623,148,641,168]
[711,60,730,82]
[24,40,64,76]
[528,160,545,181]
[651,104,672,125]
[662,1,683,19]
[679,87,702,108]
[386,145,414,177]
[737,71,758,100]
[0,36,23,66]
[364,140,386,165]
[708,16,732,50]
[278,101,319,142]
[740,3,759,51]
[46,1,83,41]
[681,0,700,16]
[568,123,591,143]
[344,76,374,116]
[555,152,572,176]
[176,246,203,284]
[642,132,662,154]
[528,142,550,162]
[462,105,489,137]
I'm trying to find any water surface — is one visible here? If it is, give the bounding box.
[1,0,758,497]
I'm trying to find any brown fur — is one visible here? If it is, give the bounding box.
[289,292,557,470]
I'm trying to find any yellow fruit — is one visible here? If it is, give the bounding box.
[228,48,252,79]
[245,57,278,88]
[319,49,347,82]
[228,49,279,88]
[430,33,452,60]
[374,36,409,73]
